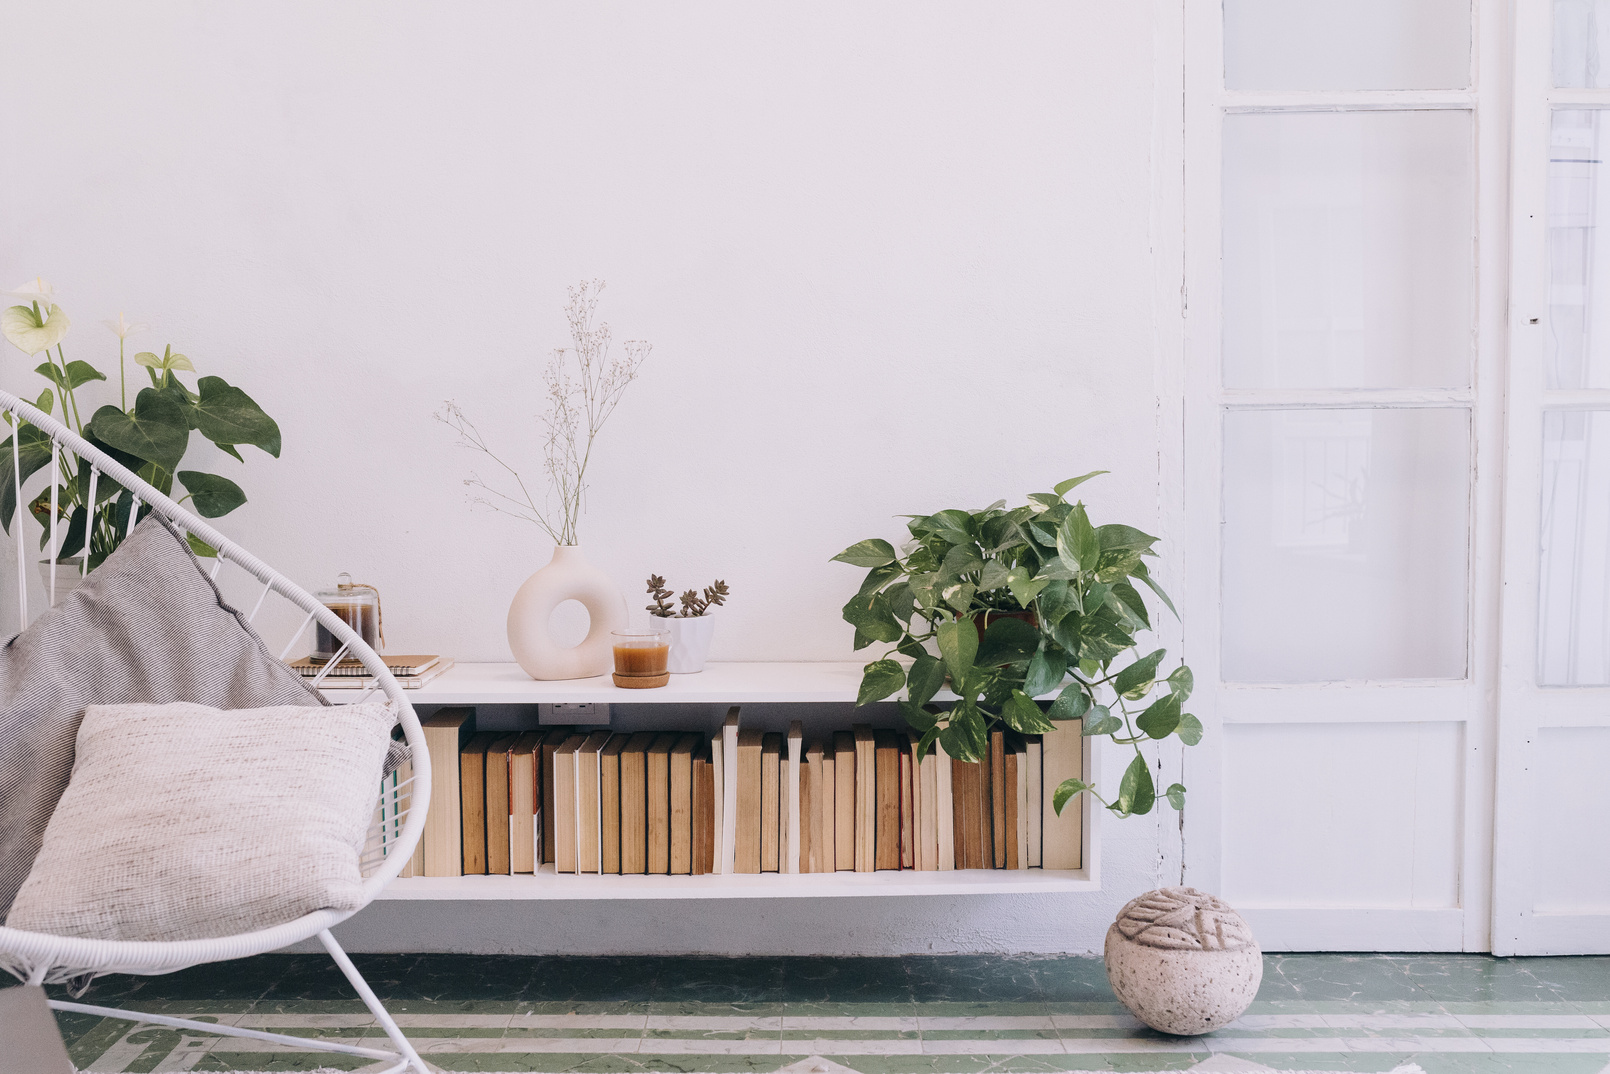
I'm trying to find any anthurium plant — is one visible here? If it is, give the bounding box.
[0,278,281,566]
[831,472,1199,819]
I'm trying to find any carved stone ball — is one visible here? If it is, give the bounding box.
[1103,886,1262,1035]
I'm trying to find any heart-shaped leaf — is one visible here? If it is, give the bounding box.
[0,423,54,532]
[906,652,947,707]
[177,470,247,518]
[1049,682,1091,721]
[1051,777,1089,815]
[1001,690,1055,735]
[1023,645,1068,697]
[1053,471,1108,497]
[856,658,907,707]
[1114,753,1155,816]
[1135,692,1182,740]
[1112,648,1167,699]
[88,388,190,472]
[1006,564,1049,609]
[1176,713,1204,746]
[936,617,979,687]
[192,376,281,457]
[1165,783,1187,810]
[2,303,70,355]
[1082,706,1122,737]
[1167,664,1194,702]
[832,538,897,568]
[899,700,938,732]
[35,359,107,392]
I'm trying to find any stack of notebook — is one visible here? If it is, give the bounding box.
[291,654,454,690]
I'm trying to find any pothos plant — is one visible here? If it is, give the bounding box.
[0,279,282,567]
[831,472,1200,819]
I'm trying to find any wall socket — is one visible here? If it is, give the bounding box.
[538,702,609,725]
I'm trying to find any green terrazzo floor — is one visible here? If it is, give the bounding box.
[41,953,1610,1073]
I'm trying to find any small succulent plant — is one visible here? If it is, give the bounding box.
[646,575,730,618]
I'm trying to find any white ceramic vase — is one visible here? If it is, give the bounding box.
[507,545,627,680]
[662,614,717,674]
[37,557,85,608]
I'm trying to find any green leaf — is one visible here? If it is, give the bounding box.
[940,543,983,581]
[832,538,898,568]
[2,303,70,355]
[1112,648,1167,699]
[949,699,989,760]
[1114,753,1156,816]
[852,627,873,651]
[882,581,913,623]
[33,389,52,415]
[1167,664,1194,702]
[977,558,1008,592]
[857,659,907,706]
[1095,523,1159,553]
[842,591,903,643]
[1027,522,1059,549]
[1006,564,1049,609]
[1053,471,1108,497]
[906,652,947,706]
[899,699,938,732]
[929,509,975,540]
[0,423,54,531]
[1001,690,1055,734]
[941,581,975,613]
[915,724,940,760]
[1135,692,1183,739]
[1057,503,1101,573]
[936,617,978,688]
[1096,548,1144,583]
[1023,645,1068,697]
[186,531,218,558]
[1132,561,1178,618]
[191,376,281,457]
[1083,706,1122,736]
[88,388,190,471]
[1165,783,1186,810]
[975,616,1039,666]
[35,359,107,392]
[1176,713,1204,746]
[1048,682,1091,721]
[1037,579,1080,624]
[1110,580,1150,630]
[176,470,246,518]
[1051,778,1090,815]
[854,561,902,596]
[1026,492,1063,510]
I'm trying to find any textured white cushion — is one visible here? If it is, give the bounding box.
[6,700,395,942]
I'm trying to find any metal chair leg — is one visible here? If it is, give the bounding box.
[318,928,431,1074]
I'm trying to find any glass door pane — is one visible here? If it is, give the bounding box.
[1222,110,1475,389]
[1222,408,1471,682]
[1225,0,1471,91]
[1549,110,1610,389]
[1556,0,1610,87]
[1539,410,1610,684]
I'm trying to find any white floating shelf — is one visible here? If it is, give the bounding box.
[378,866,1097,901]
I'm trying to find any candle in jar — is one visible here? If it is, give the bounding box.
[315,600,379,659]
[612,642,670,677]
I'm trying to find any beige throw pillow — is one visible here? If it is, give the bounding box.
[6,701,395,942]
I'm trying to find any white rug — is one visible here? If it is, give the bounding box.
[202,1060,1431,1074]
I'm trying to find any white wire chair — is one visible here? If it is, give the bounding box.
[0,387,433,1074]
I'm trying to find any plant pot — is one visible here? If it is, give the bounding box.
[660,614,717,674]
[975,608,1039,640]
[507,545,627,680]
[37,557,84,608]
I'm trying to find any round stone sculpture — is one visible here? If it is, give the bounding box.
[1103,886,1261,1035]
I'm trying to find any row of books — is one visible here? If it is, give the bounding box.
[390,707,1083,878]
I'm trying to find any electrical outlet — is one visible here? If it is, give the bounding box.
[538,702,609,725]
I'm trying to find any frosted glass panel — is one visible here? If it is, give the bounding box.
[1222,408,1470,682]
[1556,0,1610,87]
[1539,411,1610,684]
[1549,111,1610,389]
[1223,111,1475,390]
[1225,0,1471,91]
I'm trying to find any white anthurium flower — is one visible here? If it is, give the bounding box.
[4,276,56,307]
[1,302,71,356]
[102,312,148,340]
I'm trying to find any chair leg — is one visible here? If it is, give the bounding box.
[318,928,431,1074]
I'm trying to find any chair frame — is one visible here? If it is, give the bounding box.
[0,388,433,1074]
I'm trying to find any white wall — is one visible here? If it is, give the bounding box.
[0,1,1186,954]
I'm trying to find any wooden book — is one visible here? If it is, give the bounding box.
[899,735,915,870]
[710,735,725,875]
[853,724,875,872]
[802,740,822,872]
[1012,735,1029,870]
[1002,735,1020,870]
[618,730,656,874]
[912,733,937,871]
[873,730,900,870]
[1042,718,1084,870]
[421,709,470,877]
[989,729,1007,869]
[670,733,699,874]
[735,728,764,873]
[720,708,740,874]
[459,732,497,875]
[786,721,803,874]
[483,734,519,875]
[510,732,541,873]
[539,728,573,864]
[936,736,955,870]
[761,732,782,872]
[600,733,628,874]
[819,745,836,873]
[1026,735,1043,868]
[692,742,714,875]
[576,731,612,874]
[646,732,678,874]
[832,731,855,870]
[551,733,585,873]
[952,758,983,869]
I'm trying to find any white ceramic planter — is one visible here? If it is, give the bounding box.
[37,557,85,608]
[507,545,626,680]
[661,614,717,674]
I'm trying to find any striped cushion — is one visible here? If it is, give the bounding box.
[0,516,325,920]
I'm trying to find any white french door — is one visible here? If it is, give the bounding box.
[1184,0,1508,951]
[1492,0,1610,956]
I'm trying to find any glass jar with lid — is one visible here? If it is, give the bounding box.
[312,573,382,662]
